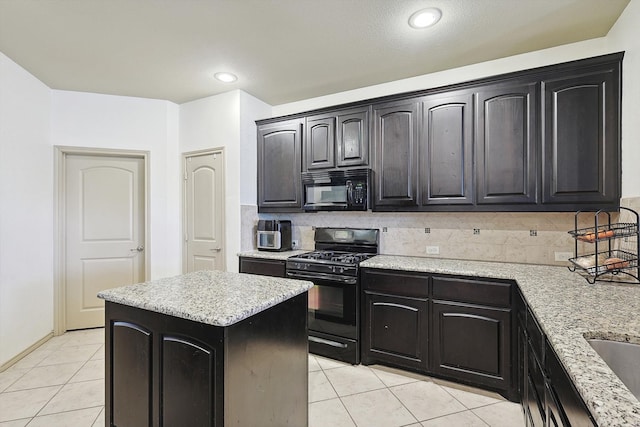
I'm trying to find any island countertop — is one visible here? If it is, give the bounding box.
[361,255,640,427]
[97,270,313,327]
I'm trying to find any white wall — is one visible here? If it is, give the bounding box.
[606,0,640,198]
[239,91,271,205]
[179,91,241,272]
[0,53,53,367]
[50,91,182,280]
[272,38,611,117]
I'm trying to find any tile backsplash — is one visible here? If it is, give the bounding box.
[242,197,640,266]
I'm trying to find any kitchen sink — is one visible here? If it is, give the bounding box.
[587,339,640,399]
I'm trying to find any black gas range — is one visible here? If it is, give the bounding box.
[286,227,379,364]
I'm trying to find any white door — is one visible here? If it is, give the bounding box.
[184,150,225,272]
[65,154,145,330]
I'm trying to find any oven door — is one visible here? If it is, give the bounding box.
[286,271,357,340]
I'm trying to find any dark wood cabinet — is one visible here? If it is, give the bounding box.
[106,293,308,427]
[432,302,511,390]
[419,91,474,206]
[107,303,224,427]
[363,291,429,371]
[257,52,622,213]
[361,269,429,370]
[517,293,596,427]
[431,276,512,391]
[257,119,303,212]
[372,99,419,208]
[475,82,538,205]
[239,256,286,277]
[111,321,153,427]
[361,268,515,396]
[545,341,596,427]
[541,61,621,209]
[304,107,369,171]
[337,108,369,167]
[305,114,336,170]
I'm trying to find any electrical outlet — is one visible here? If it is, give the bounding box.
[554,252,573,262]
[426,246,440,255]
[291,239,300,249]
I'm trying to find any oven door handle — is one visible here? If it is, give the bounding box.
[309,336,348,348]
[286,271,357,285]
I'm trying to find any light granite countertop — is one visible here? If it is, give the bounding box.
[361,255,640,427]
[97,270,313,327]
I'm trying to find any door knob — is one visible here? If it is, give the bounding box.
[210,248,222,252]
[130,246,144,252]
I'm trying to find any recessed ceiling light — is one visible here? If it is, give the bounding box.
[408,8,442,29]
[214,72,237,83]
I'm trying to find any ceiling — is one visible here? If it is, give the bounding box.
[0,0,630,105]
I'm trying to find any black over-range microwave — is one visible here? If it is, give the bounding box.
[301,168,370,211]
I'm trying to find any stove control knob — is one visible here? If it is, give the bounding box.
[338,267,344,273]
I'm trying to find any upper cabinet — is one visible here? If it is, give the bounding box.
[541,61,621,208]
[475,82,538,205]
[372,99,419,208]
[257,119,303,212]
[257,52,623,213]
[304,107,369,171]
[419,91,474,206]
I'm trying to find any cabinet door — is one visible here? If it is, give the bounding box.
[432,301,511,390]
[420,91,474,205]
[239,257,286,277]
[476,82,538,205]
[305,115,335,170]
[111,321,152,427]
[362,291,428,371]
[257,119,303,211]
[542,66,620,206]
[161,336,217,427]
[545,341,596,427]
[337,108,369,167]
[372,100,419,208]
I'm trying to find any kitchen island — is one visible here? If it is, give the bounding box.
[97,270,313,427]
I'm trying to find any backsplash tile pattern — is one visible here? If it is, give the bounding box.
[241,197,640,266]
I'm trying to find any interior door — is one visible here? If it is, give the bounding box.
[184,150,225,272]
[65,154,145,330]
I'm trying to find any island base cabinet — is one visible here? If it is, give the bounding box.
[431,301,511,392]
[111,321,153,427]
[105,293,308,427]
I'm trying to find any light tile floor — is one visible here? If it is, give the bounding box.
[0,329,525,427]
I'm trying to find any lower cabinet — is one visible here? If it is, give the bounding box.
[516,289,596,427]
[362,291,429,371]
[431,301,511,391]
[361,268,514,397]
[239,256,286,277]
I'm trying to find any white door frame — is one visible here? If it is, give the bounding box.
[53,146,150,336]
[182,147,226,273]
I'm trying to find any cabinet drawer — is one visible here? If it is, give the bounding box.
[526,307,545,363]
[361,269,429,298]
[239,257,286,277]
[432,276,511,307]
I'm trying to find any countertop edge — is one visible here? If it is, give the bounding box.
[97,270,313,328]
